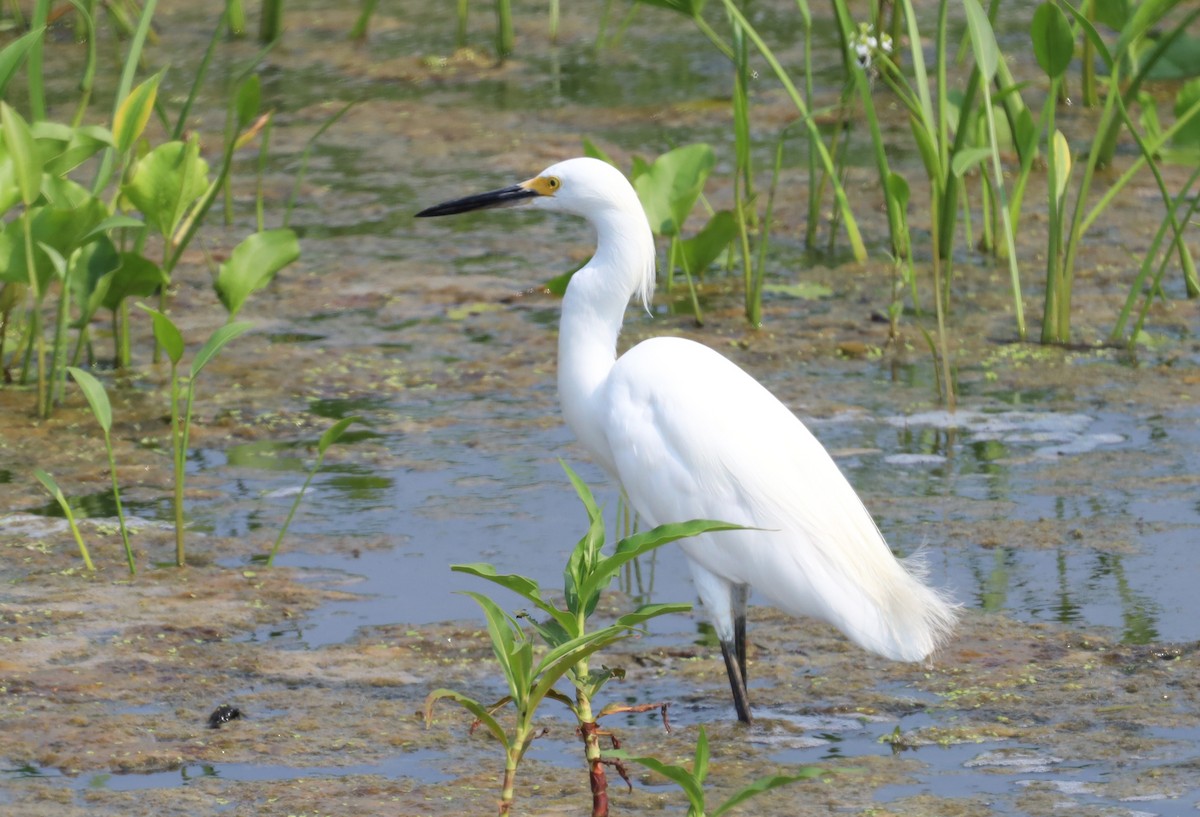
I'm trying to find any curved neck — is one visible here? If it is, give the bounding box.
[557,208,655,466]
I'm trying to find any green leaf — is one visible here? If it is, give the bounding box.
[461,590,529,703]
[711,769,828,817]
[693,723,710,784]
[33,466,62,499]
[581,519,745,607]
[122,138,211,240]
[214,228,300,318]
[581,136,615,165]
[234,74,261,130]
[531,627,631,705]
[423,688,510,747]
[679,210,738,275]
[0,27,45,99]
[452,562,577,634]
[1,102,42,207]
[190,321,253,378]
[615,602,692,627]
[884,171,910,210]
[1093,0,1129,31]
[1060,3,1115,72]
[112,71,164,154]
[39,123,115,176]
[36,241,66,281]
[963,0,1000,81]
[618,753,706,809]
[1173,78,1200,147]
[1051,129,1072,207]
[1031,2,1074,80]
[68,236,121,323]
[632,143,715,237]
[101,252,165,312]
[951,147,993,178]
[67,366,112,433]
[136,305,185,365]
[318,416,358,454]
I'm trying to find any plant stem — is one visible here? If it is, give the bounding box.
[104,431,135,574]
[170,360,185,567]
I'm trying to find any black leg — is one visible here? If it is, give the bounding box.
[734,611,748,687]
[732,583,750,687]
[720,638,753,724]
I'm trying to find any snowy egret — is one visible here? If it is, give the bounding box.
[416,158,957,723]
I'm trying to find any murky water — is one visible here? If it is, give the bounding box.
[4,1,1200,816]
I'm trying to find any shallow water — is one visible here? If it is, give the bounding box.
[3,1,1200,816]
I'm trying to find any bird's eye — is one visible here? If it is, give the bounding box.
[546,176,561,191]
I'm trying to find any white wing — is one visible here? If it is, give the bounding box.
[599,336,956,661]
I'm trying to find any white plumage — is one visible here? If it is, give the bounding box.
[418,157,957,722]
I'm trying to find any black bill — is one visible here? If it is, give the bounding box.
[415,183,537,218]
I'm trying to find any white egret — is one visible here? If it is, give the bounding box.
[417,158,957,723]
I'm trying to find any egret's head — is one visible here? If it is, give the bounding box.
[415,157,638,221]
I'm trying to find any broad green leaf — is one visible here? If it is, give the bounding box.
[0,146,19,213]
[679,210,737,275]
[123,138,210,240]
[1031,2,1074,80]
[136,305,185,365]
[0,27,44,99]
[632,143,715,237]
[711,769,828,817]
[234,74,261,130]
[190,321,254,377]
[1093,0,1129,31]
[423,688,510,747]
[112,71,164,154]
[318,416,358,454]
[101,252,165,312]
[1,102,42,206]
[68,236,121,322]
[37,241,66,281]
[83,214,144,242]
[214,228,300,318]
[67,366,112,433]
[963,0,1000,80]
[1173,78,1200,147]
[1051,129,1072,207]
[951,147,992,178]
[40,124,115,176]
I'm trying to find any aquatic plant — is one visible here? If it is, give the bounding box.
[265,416,360,567]
[32,468,95,571]
[609,724,825,816]
[1033,0,1200,344]
[427,462,739,817]
[66,366,135,574]
[140,309,254,567]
